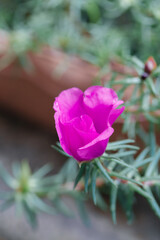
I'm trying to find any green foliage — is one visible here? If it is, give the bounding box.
[71,142,160,223]
[0,160,85,228]
[0,134,160,226]
[104,56,160,140]
[1,0,160,63]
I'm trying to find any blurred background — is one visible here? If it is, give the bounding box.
[0,0,160,239]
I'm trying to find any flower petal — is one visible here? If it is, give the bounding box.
[53,88,83,123]
[109,106,125,126]
[54,112,72,156]
[77,127,114,161]
[83,86,119,133]
[55,114,99,160]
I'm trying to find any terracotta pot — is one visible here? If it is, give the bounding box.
[0,30,149,133]
[0,30,100,129]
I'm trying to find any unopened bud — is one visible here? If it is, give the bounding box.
[141,57,157,81]
[144,56,157,75]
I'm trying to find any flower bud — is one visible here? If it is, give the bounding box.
[144,57,157,75]
[53,86,125,162]
[141,57,157,80]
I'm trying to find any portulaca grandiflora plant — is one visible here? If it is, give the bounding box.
[0,56,160,227]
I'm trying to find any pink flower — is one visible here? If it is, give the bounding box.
[53,86,125,162]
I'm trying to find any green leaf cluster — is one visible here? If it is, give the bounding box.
[1,0,160,64]
[0,160,86,227]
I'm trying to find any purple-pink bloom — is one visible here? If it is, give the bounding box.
[53,86,125,162]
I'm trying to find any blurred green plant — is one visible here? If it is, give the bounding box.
[1,0,160,64]
[1,136,160,227]
[0,160,89,228]
[106,56,160,139]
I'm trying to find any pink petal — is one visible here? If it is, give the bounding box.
[77,127,114,161]
[53,88,83,123]
[109,106,125,126]
[54,112,72,156]
[55,114,99,161]
[83,86,119,133]
[114,100,124,108]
